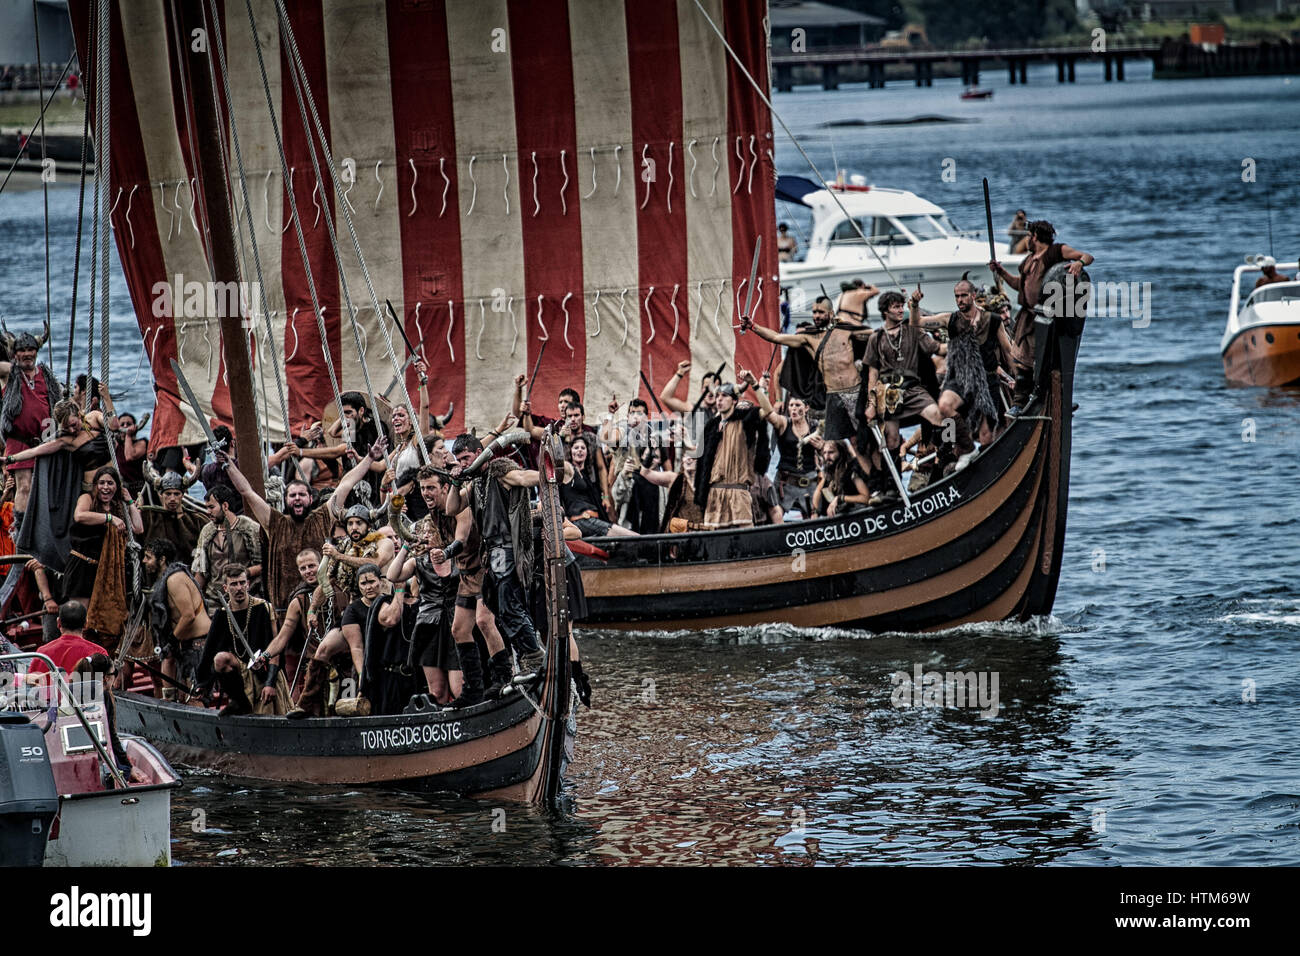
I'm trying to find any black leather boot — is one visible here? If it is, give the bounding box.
[484,649,514,699]
[217,668,252,716]
[286,659,328,719]
[446,641,485,709]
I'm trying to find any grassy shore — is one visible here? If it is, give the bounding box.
[0,96,85,135]
[1044,14,1300,46]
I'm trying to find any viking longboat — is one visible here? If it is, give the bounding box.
[57,0,1081,723]
[577,268,1087,632]
[115,435,574,805]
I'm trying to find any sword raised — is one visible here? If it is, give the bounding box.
[169,358,227,458]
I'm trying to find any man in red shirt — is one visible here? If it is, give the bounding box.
[26,602,108,676]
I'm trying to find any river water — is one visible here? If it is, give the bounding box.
[2,62,1298,865]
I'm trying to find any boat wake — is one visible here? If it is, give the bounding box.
[590,615,1078,645]
[1215,598,1300,627]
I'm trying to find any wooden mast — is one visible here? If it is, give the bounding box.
[178,1,264,497]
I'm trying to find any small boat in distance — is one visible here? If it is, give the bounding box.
[960,87,994,100]
[1222,256,1300,387]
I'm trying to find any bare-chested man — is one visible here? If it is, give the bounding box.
[142,537,210,696]
[741,294,875,442]
[836,279,880,324]
[1253,256,1292,289]
[989,219,1093,411]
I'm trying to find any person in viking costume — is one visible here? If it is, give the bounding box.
[139,471,206,560]
[320,504,396,605]
[858,292,945,503]
[224,438,385,615]
[196,565,285,717]
[0,330,59,537]
[445,434,570,680]
[693,371,775,530]
[141,537,210,697]
[912,278,1016,451]
[989,219,1093,413]
[192,484,263,613]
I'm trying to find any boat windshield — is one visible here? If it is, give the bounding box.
[1246,282,1300,307]
[829,216,912,246]
[895,215,952,240]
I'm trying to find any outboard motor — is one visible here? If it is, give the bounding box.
[0,711,59,867]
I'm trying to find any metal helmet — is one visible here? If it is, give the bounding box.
[159,472,185,492]
[345,503,373,527]
[14,332,39,352]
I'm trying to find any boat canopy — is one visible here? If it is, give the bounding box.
[775,174,822,207]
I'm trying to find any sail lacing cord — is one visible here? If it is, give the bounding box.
[689,0,902,293]
[204,0,292,462]
[271,0,427,465]
[240,0,347,443]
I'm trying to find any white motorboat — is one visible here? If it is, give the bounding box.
[1222,256,1300,387]
[777,175,1024,318]
[0,653,180,867]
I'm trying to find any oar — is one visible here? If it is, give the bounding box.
[385,299,428,386]
[983,177,1004,295]
[525,335,549,404]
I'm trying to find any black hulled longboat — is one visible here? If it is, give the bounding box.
[118,434,575,805]
[576,277,1085,631]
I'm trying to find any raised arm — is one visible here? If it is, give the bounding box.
[658,360,694,415]
[327,437,388,516]
[740,369,775,421]
[989,259,1021,292]
[223,456,274,527]
[744,319,809,350]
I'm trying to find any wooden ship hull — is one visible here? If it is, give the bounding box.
[114,683,573,802]
[577,312,1084,632]
[115,435,575,806]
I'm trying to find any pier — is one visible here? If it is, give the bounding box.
[771,38,1300,91]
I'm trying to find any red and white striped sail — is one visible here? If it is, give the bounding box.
[71,0,778,449]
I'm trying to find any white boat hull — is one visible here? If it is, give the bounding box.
[44,783,174,867]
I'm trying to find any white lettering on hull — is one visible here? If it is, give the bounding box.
[359,722,464,752]
[783,486,963,551]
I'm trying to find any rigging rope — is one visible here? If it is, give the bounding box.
[271,0,427,466]
[33,1,53,372]
[65,9,94,390]
[90,0,140,595]
[240,0,346,440]
[688,0,903,293]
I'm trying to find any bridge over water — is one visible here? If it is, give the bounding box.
[771,39,1300,90]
